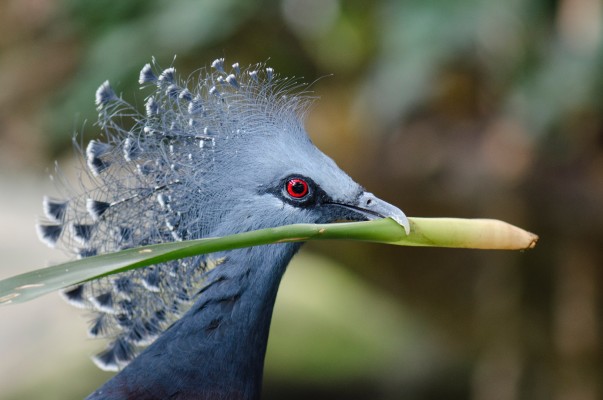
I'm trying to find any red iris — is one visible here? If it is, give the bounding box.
[286,178,309,198]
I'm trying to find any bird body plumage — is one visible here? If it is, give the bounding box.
[88,244,298,399]
[37,58,409,399]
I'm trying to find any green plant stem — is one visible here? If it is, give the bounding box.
[0,217,537,306]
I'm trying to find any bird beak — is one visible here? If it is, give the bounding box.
[329,191,411,235]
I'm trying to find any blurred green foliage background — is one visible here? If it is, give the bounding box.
[1,0,601,399]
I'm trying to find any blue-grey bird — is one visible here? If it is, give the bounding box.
[36,58,409,400]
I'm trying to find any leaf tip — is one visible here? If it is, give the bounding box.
[525,232,539,250]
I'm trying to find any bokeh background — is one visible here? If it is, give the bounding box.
[1,0,602,399]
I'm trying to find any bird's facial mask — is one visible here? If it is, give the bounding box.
[255,140,410,234]
[268,172,409,234]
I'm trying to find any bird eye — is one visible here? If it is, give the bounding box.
[286,178,309,199]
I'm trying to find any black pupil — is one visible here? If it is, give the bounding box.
[291,181,305,194]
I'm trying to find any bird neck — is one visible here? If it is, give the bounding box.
[87,242,299,400]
